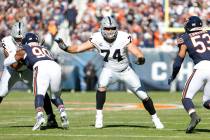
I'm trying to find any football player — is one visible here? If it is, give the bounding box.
[55,16,164,129]
[4,32,69,130]
[0,21,58,128]
[168,16,210,133]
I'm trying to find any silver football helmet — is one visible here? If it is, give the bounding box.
[100,16,118,41]
[11,21,26,39]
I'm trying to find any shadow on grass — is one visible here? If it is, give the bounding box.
[10,125,63,130]
[90,124,152,128]
[174,128,210,134]
[194,128,210,133]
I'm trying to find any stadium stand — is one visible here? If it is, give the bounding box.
[0,0,209,91]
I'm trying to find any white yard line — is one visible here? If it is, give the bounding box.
[0,133,207,138]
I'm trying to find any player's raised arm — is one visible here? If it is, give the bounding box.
[55,38,94,53]
[127,42,145,65]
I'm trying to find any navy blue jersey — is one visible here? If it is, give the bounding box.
[23,44,54,69]
[177,30,210,64]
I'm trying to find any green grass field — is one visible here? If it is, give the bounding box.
[0,91,210,140]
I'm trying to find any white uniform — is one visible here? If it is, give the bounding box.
[183,61,210,103]
[33,60,61,98]
[0,36,32,97]
[90,31,147,100]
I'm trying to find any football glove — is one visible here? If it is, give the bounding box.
[134,57,145,65]
[168,76,174,85]
[40,39,45,46]
[54,38,68,51]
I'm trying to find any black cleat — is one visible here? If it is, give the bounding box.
[186,115,201,133]
[46,114,58,128]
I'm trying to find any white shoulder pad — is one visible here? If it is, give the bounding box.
[117,31,132,46]
[1,36,17,54]
[89,32,102,46]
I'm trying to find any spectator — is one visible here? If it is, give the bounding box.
[84,61,97,91]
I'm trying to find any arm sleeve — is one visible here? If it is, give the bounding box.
[89,32,100,52]
[171,55,184,80]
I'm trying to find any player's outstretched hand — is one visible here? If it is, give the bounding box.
[134,57,145,65]
[54,38,68,51]
[168,77,174,85]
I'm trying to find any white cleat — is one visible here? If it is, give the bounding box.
[152,118,164,129]
[60,112,69,129]
[95,114,103,128]
[32,114,45,131]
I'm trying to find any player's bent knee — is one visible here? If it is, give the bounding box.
[135,87,148,100]
[203,100,210,109]
[0,87,9,97]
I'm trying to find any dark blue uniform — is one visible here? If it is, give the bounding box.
[177,30,210,64]
[23,45,54,70]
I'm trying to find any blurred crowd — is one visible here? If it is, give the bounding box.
[0,0,209,50]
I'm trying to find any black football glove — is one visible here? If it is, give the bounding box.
[134,57,145,65]
[40,39,45,46]
[168,76,174,85]
[54,38,68,51]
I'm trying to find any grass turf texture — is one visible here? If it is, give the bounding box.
[0,91,210,140]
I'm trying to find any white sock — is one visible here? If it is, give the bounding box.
[151,113,158,119]
[188,109,196,115]
[96,110,103,115]
[37,111,43,116]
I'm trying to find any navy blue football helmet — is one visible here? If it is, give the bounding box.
[22,32,39,45]
[184,16,203,33]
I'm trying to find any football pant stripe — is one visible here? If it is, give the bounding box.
[182,69,196,98]
[33,66,38,96]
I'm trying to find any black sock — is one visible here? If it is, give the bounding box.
[190,112,197,119]
[182,98,195,112]
[43,93,54,116]
[35,95,44,109]
[51,97,64,107]
[96,90,106,110]
[142,97,156,115]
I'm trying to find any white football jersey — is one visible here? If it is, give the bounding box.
[90,31,132,72]
[1,36,21,54]
[1,36,26,71]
